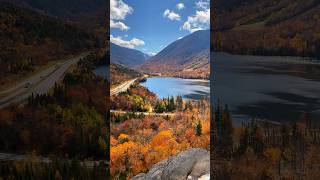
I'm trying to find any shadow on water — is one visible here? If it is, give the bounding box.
[184,90,210,100]
[236,92,320,122]
[212,52,320,123]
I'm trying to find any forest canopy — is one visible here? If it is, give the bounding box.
[0,2,101,85]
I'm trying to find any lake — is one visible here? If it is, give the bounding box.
[94,65,109,80]
[140,77,210,100]
[212,52,320,123]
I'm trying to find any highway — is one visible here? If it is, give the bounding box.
[0,152,107,168]
[0,53,89,108]
[111,75,149,96]
[110,78,138,96]
[110,110,175,117]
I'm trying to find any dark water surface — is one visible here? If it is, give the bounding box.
[212,53,320,123]
[94,65,109,80]
[141,77,210,100]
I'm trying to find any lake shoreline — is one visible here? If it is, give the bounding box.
[140,76,210,100]
[145,75,210,82]
[213,52,320,64]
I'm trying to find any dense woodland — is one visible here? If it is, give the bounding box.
[0,0,107,30]
[0,53,109,179]
[213,0,320,58]
[110,64,142,87]
[0,53,107,158]
[211,102,320,179]
[111,83,201,114]
[111,84,156,113]
[0,158,108,180]
[0,1,108,179]
[0,2,102,87]
[110,85,210,179]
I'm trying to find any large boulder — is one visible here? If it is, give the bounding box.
[132,148,210,180]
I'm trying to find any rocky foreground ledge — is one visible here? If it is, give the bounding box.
[132,148,210,180]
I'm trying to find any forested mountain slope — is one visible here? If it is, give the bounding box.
[111,43,149,68]
[141,30,210,78]
[213,0,320,58]
[0,0,107,29]
[110,63,142,87]
[0,2,100,85]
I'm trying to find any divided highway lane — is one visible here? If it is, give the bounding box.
[111,75,148,96]
[0,52,89,108]
[110,78,138,96]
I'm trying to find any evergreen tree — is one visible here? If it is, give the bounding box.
[176,95,183,111]
[168,96,175,111]
[221,105,234,158]
[238,125,250,156]
[195,120,202,136]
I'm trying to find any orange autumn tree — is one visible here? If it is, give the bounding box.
[110,141,148,177]
[146,130,179,165]
[110,98,211,178]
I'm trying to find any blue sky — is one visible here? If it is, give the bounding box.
[110,0,210,56]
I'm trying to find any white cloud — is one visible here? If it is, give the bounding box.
[110,0,132,31]
[176,3,185,10]
[163,9,181,21]
[110,35,145,49]
[110,20,130,31]
[195,0,209,10]
[110,0,133,20]
[182,9,210,33]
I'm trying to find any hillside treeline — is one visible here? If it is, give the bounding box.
[213,0,320,58]
[0,54,108,159]
[212,102,320,179]
[0,3,101,85]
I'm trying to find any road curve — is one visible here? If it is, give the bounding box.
[111,75,149,96]
[110,78,138,96]
[0,52,89,108]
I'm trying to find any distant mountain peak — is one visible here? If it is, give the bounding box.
[139,30,209,77]
[110,43,150,68]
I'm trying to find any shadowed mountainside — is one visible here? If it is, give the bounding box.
[111,43,150,68]
[0,2,100,86]
[213,0,320,58]
[140,30,210,78]
[0,0,107,29]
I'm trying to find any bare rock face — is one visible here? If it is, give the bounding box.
[132,148,210,180]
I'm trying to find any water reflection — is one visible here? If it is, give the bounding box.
[212,52,320,123]
[140,77,210,100]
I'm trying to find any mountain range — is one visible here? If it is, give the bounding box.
[110,43,150,68]
[140,30,210,78]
